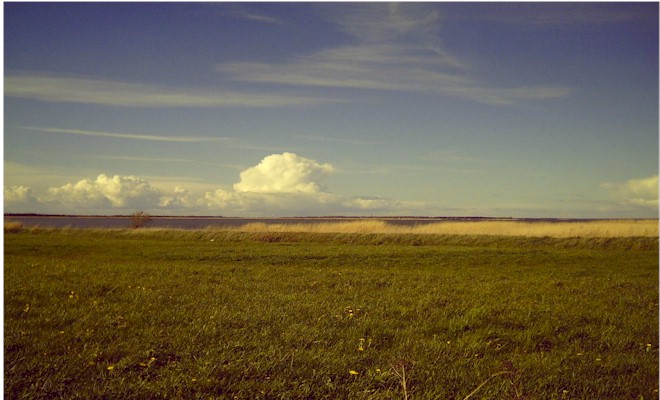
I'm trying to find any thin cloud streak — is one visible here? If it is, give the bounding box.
[20,126,233,143]
[87,155,245,170]
[5,75,341,108]
[335,163,490,176]
[89,155,201,163]
[420,150,493,164]
[294,134,376,146]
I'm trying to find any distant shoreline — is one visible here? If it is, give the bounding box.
[5,213,653,222]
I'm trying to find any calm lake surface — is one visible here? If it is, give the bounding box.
[5,216,480,230]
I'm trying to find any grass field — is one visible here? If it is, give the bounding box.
[4,227,659,399]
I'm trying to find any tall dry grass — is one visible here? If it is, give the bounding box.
[4,221,23,233]
[224,219,658,238]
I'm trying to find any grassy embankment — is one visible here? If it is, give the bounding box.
[4,223,659,399]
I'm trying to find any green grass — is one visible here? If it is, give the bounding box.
[5,229,658,399]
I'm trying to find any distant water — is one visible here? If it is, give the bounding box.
[4,216,472,230]
[5,215,598,230]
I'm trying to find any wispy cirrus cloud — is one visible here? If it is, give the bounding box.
[457,3,655,27]
[326,2,442,44]
[217,3,570,106]
[5,74,340,108]
[219,44,469,90]
[19,126,233,143]
[227,4,281,24]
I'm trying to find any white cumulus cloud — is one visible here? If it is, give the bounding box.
[234,152,335,194]
[45,174,162,209]
[4,153,404,216]
[602,175,658,209]
[161,153,378,216]
[4,186,41,212]
[204,188,239,209]
[5,186,35,203]
[159,186,206,210]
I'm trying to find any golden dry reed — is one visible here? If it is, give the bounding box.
[227,219,658,238]
[4,221,23,233]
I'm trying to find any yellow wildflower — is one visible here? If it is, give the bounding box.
[349,370,359,375]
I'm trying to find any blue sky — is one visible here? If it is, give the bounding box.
[4,2,658,217]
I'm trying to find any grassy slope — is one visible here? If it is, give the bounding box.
[4,229,659,399]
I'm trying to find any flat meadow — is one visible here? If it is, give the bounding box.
[4,220,659,399]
